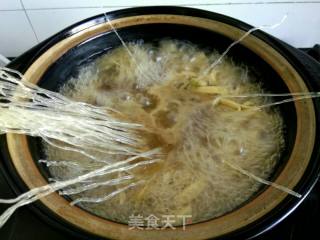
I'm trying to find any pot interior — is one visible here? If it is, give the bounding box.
[28,22,297,219]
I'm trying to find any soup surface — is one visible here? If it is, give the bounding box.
[44,40,284,225]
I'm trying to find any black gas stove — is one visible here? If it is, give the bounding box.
[0,45,319,240]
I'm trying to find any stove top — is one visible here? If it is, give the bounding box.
[0,45,319,240]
